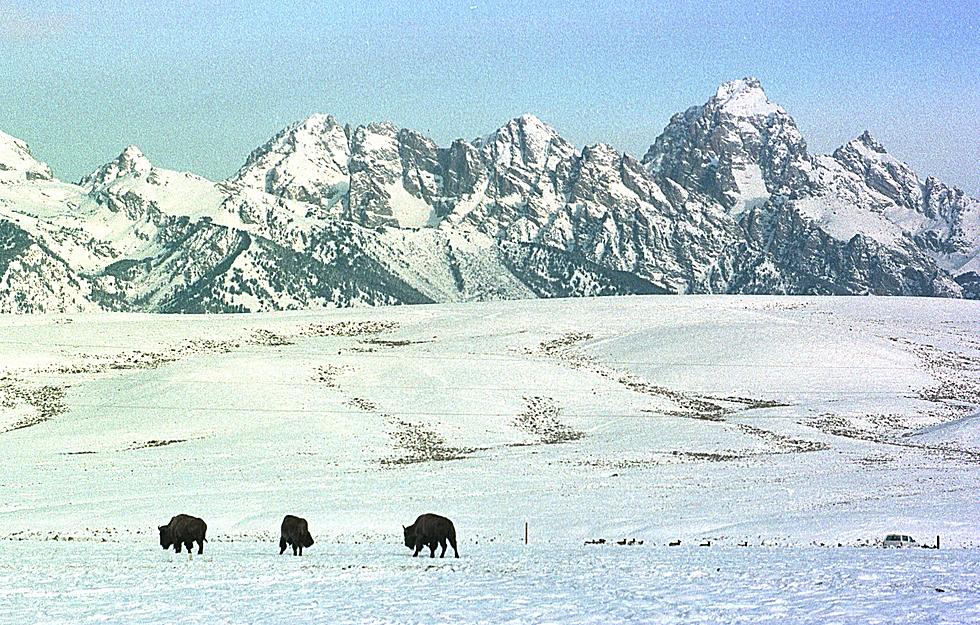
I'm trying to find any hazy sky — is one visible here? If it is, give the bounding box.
[1,0,977,192]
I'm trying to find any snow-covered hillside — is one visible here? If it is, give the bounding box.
[0,296,977,622]
[2,296,976,543]
[2,78,978,312]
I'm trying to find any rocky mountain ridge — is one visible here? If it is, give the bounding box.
[1,78,977,312]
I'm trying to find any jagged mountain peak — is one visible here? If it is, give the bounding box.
[854,130,886,153]
[231,113,352,207]
[582,142,621,158]
[711,77,782,118]
[296,112,342,129]
[491,114,561,143]
[116,145,151,171]
[0,129,54,182]
[832,131,922,207]
[481,113,575,172]
[833,130,919,186]
[362,120,399,134]
[235,114,348,170]
[643,77,809,209]
[79,144,153,189]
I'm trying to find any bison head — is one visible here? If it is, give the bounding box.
[403,524,416,549]
[158,525,172,549]
[302,531,315,548]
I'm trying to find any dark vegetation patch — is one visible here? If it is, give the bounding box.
[887,336,980,410]
[0,382,68,433]
[578,449,752,469]
[300,320,399,337]
[248,329,294,347]
[360,337,433,348]
[626,376,727,421]
[717,396,793,409]
[735,423,829,453]
[380,419,480,465]
[854,453,896,467]
[312,364,350,387]
[42,339,240,378]
[127,439,188,450]
[340,392,480,465]
[512,396,584,444]
[670,450,748,461]
[345,397,379,412]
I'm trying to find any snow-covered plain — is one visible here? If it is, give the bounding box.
[2,543,976,625]
[0,295,978,623]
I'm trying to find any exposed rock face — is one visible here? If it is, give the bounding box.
[643,77,812,212]
[0,77,976,312]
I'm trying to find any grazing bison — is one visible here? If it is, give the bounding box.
[279,515,314,556]
[403,513,459,558]
[159,514,207,555]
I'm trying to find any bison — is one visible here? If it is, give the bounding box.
[403,513,459,558]
[159,514,207,555]
[279,515,314,556]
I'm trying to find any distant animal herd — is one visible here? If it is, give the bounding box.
[158,512,459,558]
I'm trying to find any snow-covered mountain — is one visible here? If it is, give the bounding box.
[1,78,977,312]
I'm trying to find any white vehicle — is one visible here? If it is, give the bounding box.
[883,534,917,548]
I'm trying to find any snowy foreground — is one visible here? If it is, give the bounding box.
[0,295,978,623]
[0,542,977,625]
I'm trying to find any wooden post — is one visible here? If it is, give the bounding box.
[937,535,940,550]
[524,521,528,545]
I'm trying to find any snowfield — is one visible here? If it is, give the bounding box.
[0,295,978,623]
[1,543,977,625]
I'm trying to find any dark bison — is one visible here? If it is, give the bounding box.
[403,513,459,558]
[279,515,314,556]
[159,514,207,555]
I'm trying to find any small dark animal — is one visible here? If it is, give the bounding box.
[668,540,681,547]
[279,515,315,556]
[403,513,459,558]
[159,514,207,555]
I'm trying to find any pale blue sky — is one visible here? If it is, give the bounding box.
[1,0,977,192]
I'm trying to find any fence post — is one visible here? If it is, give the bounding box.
[937,535,940,550]
[524,521,528,545]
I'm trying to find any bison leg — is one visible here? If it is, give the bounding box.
[197,540,204,555]
[439,538,447,558]
[298,545,303,556]
[279,538,287,555]
[175,542,182,553]
[185,541,195,554]
[429,541,437,558]
[448,533,459,558]
[413,540,423,557]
